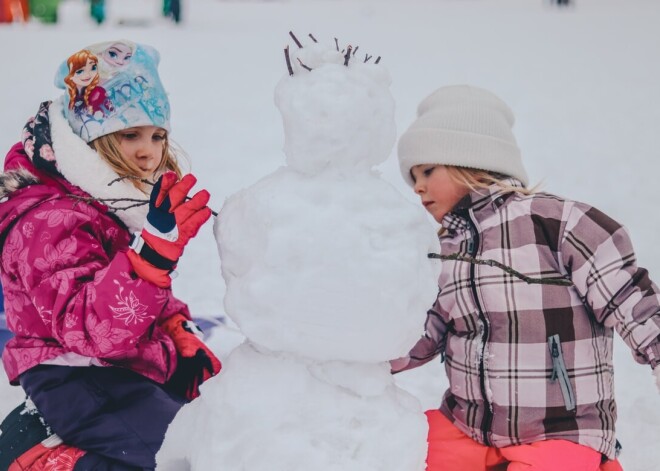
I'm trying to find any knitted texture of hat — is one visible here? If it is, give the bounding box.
[54,39,170,143]
[397,85,528,186]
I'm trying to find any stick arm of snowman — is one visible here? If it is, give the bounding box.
[79,175,220,216]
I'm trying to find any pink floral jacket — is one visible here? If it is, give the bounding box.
[0,103,190,385]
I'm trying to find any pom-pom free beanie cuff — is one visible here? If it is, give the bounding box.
[398,85,528,187]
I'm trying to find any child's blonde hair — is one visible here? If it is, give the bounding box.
[91,132,185,192]
[445,166,537,196]
[435,166,536,236]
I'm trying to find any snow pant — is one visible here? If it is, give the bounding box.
[425,409,624,471]
[19,365,186,470]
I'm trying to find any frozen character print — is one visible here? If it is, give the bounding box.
[102,41,134,68]
[64,49,112,118]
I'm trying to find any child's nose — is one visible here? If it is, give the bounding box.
[136,140,153,157]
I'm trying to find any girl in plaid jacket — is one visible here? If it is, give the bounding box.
[392,85,660,471]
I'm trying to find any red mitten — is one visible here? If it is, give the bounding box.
[128,172,212,288]
[162,313,222,401]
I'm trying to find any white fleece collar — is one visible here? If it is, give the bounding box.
[49,98,148,233]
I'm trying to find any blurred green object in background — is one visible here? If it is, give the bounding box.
[29,0,58,23]
[90,0,104,24]
[163,0,180,23]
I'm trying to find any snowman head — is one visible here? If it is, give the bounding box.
[275,34,396,176]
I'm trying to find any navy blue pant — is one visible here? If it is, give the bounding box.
[20,365,185,470]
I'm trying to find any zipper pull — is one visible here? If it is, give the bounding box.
[467,239,474,254]
[550,338,559,381]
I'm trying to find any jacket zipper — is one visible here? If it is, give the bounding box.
[548,334,576,411]
[464,211,493,446]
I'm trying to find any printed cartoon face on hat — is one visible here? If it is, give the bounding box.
[67,53,98,90]
[102,42,134,67]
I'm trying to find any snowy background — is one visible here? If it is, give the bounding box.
[0,0,659,469]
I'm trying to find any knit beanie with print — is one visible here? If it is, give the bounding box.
[397,85,528,187]
[53,39,170,143]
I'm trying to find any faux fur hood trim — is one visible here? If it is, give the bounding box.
[0,168,39,201]
[49,98,149,233]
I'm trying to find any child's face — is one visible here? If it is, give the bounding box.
[411,164,470,223]
[116,126,166,179]
[71,59,97,88]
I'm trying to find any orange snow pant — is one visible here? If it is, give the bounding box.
[425,410,624,471]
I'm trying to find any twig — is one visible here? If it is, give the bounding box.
[289,31,303,49]
[71,196,148,204]
[79,182,220,216]
[69,195,149,212]
[296,58,312,72]
[353,46,359,56]
[375,56,381,64]
[308,33,317,43]
[206,206,220,217]
[108,175,155,187]
[334,37,339,51]
[364,54,372,63]
[343,45,353,66]
[116,201,152,211]
[284,46,294,76]
[428,253,573,286]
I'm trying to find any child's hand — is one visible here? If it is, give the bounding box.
[654,367,660,394]
[127,172,212,288]
[161,313,222,401]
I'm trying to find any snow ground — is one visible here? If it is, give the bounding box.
[0,0,659,469]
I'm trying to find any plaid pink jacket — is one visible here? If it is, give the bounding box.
[394,179,660,458]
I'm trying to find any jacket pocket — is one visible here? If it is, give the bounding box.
[548,334,576,411]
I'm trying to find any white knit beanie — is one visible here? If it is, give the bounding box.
[397,85,528,187]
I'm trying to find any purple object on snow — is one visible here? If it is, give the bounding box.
[0,313,12,353]
[191,316,225,341]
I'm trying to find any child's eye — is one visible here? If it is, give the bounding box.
[121,133,138,140]
[423,167,435,177]
[152,134,166,142]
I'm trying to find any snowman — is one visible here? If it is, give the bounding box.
[157,34,439,470]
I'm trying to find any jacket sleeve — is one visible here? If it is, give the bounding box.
[159,294,192,323]
[560,202,660,368]
[5,203,174,359]
[391,296,448,373]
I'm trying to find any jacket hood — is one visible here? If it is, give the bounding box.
[0,166,39,201]
[0,99,151,237]
[0,146,63,239]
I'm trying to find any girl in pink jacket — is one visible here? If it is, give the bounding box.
[0,40,220,470]
[392,85,660,471]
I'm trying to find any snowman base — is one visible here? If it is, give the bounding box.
[157,341,428,471]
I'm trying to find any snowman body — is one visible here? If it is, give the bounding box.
[158,40,439,470]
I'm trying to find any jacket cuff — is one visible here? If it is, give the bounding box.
[646,341,660,369]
